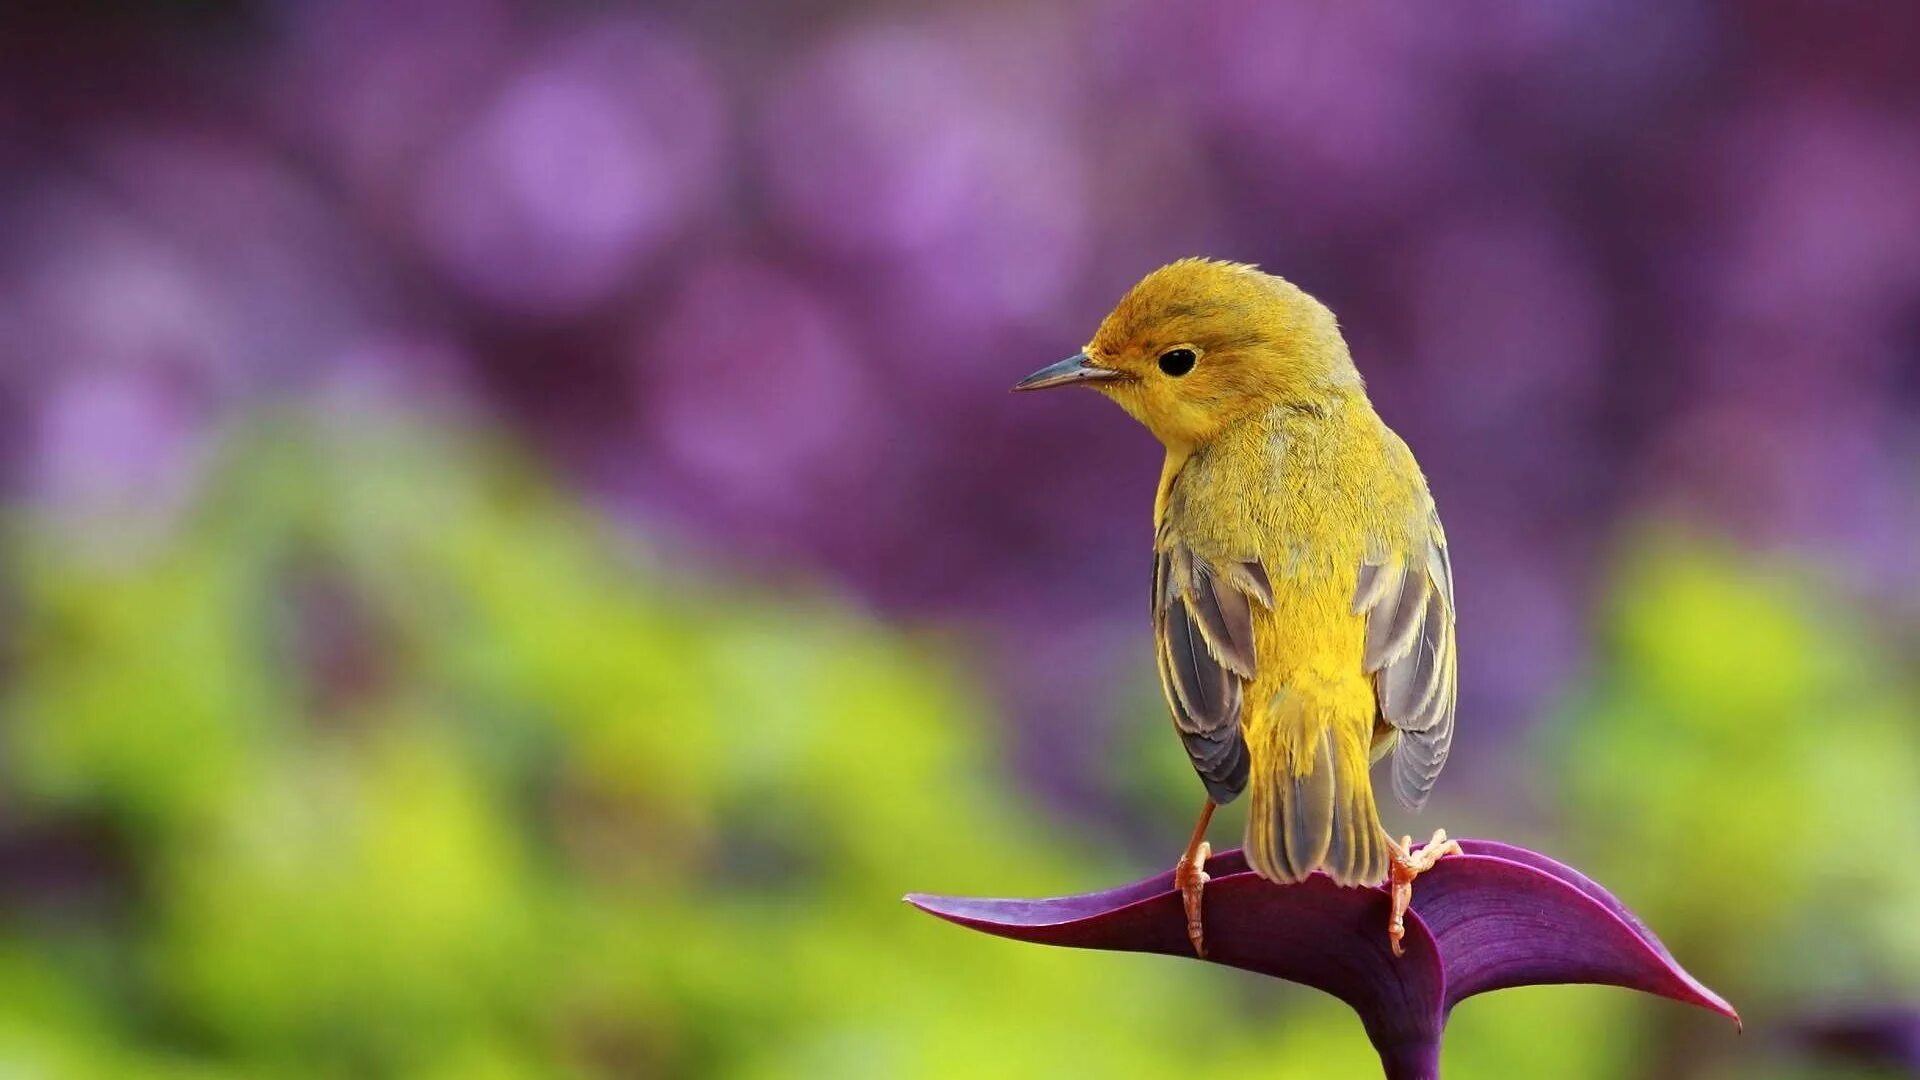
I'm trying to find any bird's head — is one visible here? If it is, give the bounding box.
[1014,258,1360,449]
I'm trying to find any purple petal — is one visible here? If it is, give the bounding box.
[1453,840,1680,966]
[911,867,1446,1071]
[909,840,1737,1074]
[1410,850,1739,1026]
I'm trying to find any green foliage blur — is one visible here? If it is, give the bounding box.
[1,413,1913,1078]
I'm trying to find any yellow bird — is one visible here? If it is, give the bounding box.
[1015,258,1459,957]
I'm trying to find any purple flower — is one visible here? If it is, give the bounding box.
[630,257,874,530]
[412,16,725,316]
[909,840,1737,1080]
[758,19,1091,332]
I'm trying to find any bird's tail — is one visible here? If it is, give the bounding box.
[1244,691,1389,887]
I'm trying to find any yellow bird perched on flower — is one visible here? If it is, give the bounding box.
[1015,258,1459,958]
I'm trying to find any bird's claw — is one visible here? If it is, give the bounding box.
[1174,841,1211,958]
[1387,829,1460,958]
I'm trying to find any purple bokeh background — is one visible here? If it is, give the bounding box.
[3,0,1916,813]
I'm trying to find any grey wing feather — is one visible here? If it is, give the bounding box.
[1155,543,1269,804]
[1356,519,1458,810]
[1185,558,1257,678]
[1163,580,1234,727]
[1230,560,1274,609]
[1392,643,1454,808]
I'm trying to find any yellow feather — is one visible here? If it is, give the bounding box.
[1077,258,1449,887]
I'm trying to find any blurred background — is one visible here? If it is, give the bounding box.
[1,0,1917,1076]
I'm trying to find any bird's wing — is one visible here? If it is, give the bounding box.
[1353,512,1457,810]
[1154,538,1272,803]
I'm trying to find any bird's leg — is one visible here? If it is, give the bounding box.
[1173,798,1217,957]
[1387,828,1461,958]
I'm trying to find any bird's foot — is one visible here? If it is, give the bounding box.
[1174,841,1211,958]
[1387,829,1460,958]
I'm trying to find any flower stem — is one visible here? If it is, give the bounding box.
[1375,1039,1440,1080]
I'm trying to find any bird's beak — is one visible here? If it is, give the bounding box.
[1011,352,1124,392]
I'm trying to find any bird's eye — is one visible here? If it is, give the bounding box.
[1158,348,1197,377]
